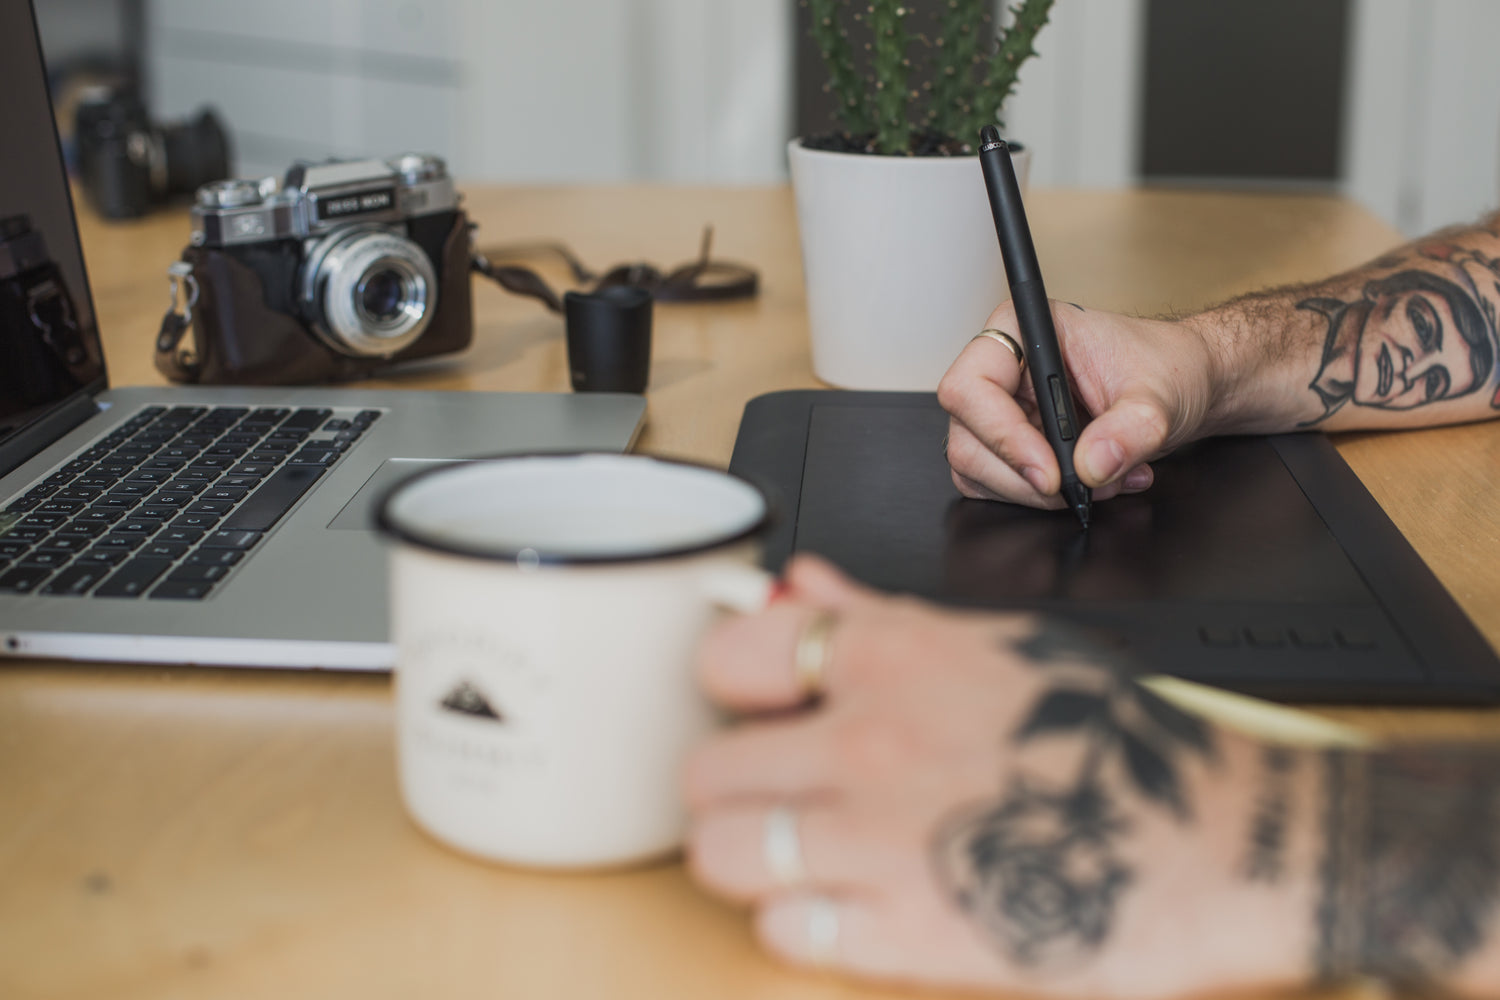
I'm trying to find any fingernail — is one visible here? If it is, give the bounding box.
[1022,466,1049,494]
[1123,466,1153,491]
[1083,439,1126,484]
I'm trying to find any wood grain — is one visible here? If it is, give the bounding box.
[2,186,1496,1000]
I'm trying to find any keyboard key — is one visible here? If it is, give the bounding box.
[108,483,154,498]
[57,520,108,538]
[190,455,233,469]
[201,530,261,550]
[72,508,126,525]
[202,487,248,503]
[42,564,109,596]
[21,512,68,528]
[167,563,228,582]
[221,464,323,532]
[135,505,181,522]
[1,525,48,542]
[214,475,262,491]
[0,565,53,593]
[150,579,215,600]
[140,541,190,560]
[142,458,185,472]
[177,467,219,481]
[21,549,74,568]
[323,418,352,431]
[95,558,173,598]
[76,547,129,566]
[158,528,205,545]
[124,470,170,485]
[291,448,338,466]
[168,514,218,532]
[254,440,297,453]
[53,487,101,501]
[184,548,242,567]
[166,478,210,494]
[353,409,382,427]
[228,463,276,478]
[92,495,142,510]
[0,539,33,558]
[113,519,164,535]
[145,491,195,508]
[95,534,148,551]
[282,408,332,431]
[72,476,118,490]
[45,535,92,553]
[244,451,287,466]
[37,499,86,515]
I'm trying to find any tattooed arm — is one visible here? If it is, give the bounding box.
[940,214,1500,509]
[686,556,1500,997]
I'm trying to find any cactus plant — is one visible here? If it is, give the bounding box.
[804,0,1054,156]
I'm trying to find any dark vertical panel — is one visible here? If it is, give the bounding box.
[1142,0,1349,181]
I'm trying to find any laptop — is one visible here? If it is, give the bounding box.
[0,1,645,669]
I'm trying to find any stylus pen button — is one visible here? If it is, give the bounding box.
[1245,627,1286,649]
[1198,627,1241,648]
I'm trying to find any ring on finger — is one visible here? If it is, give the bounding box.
[973,329,1027,374]
[794,610,837,701]
[764,804,808,886]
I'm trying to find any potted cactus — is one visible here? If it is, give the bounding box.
[791,0,1053,390]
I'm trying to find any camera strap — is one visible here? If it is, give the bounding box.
[155,260,202,383]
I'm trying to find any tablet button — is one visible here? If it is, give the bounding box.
[1246,627,1286,648]
[1199,626,1241,648]
[1336,628,1376,650]
[1290,627,1332,649]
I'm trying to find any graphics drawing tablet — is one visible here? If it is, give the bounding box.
[728,390,1500,704]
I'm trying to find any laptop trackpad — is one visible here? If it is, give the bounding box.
[327,458,466,530]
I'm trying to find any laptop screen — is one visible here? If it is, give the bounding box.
[0,0,107,450]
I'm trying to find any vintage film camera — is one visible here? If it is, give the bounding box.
[74,87,232,220]
[1,214,94,412]
[157,154,473,384]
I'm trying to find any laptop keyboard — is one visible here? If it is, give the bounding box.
[0,404,379,601]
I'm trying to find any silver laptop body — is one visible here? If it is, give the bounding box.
[0,2,644,669]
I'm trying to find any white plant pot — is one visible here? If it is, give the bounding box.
[788,138,1032,391]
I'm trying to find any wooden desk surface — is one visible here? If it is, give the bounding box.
[3,186,1499,999]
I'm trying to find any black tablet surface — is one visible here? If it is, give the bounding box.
[729,390,1500,704]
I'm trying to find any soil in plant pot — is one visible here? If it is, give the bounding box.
[800,129,1022,158]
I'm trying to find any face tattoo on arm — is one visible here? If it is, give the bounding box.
[931,623,1218,968]
[1298,246,1500,424]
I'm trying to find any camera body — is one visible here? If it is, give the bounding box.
[171,154,473,384]
[1,215,93,409]
[74,87,232,220]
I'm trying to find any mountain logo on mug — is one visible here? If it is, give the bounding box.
[439,680,504,722]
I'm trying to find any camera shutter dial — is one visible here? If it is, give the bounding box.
[304,227,438,358]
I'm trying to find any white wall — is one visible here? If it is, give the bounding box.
[146,0,792,185]
[1344,0,1500,235]
[1002,0,1144,190]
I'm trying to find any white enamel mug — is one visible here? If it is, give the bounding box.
[376,453,772,869]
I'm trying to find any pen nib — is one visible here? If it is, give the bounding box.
[1061,482,1092,530]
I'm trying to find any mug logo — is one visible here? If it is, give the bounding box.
[439,680,504,723]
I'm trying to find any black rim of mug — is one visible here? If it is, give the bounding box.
[372,451,776,566]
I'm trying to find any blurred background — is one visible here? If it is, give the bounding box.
[35,0,1500,236]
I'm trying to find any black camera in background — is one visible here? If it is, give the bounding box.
[1142,0,1349,183]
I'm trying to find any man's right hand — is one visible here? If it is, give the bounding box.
[937,300,1226,510]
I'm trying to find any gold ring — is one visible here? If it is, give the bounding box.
[973,329,1026,373]
[794,611,837,700]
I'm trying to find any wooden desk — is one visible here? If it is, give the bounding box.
[3,186,1498,999]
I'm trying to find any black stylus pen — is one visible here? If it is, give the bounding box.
[977,124,1091,528]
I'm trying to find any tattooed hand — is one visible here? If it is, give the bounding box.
[941,213,1500,511]
[685,556,1319,998]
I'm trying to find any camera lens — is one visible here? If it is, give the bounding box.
[359,269,406,323]
[161,110,232,197]
[304,228,438,358]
